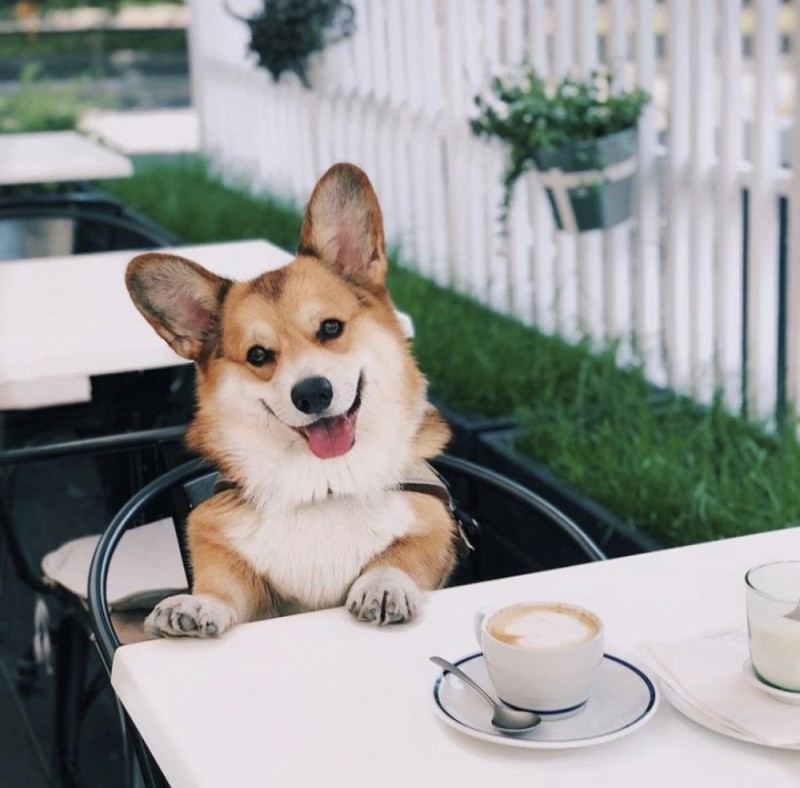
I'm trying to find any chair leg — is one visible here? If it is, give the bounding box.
[118,702,168,788]
[14,643,42,695]
[53,614,89,788]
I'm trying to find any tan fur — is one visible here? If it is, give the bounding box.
[364,492,459,589]
[129,163,457,637]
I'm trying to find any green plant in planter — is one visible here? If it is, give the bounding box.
[229,0,356,88]
[471,67,649,231]
[0,64,88,134]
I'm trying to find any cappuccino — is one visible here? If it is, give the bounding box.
[488,603,600,650]
[476,601,605,714]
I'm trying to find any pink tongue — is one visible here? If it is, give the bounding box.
[304,415,355,459]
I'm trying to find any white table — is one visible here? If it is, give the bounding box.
[0,239,291,409]
[0,131,133,186]
[111,528,800,788]
[80,109,200,156]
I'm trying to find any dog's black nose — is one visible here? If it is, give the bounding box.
[291,376,334,414]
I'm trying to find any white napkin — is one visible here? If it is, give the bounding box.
[642,631,800,748]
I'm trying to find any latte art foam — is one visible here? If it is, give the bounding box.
[488,604,599,649]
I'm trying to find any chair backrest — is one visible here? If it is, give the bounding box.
[0,424,189,597]
[431,454,605,586]
[88,454,605,672]
[88,458,214,669]
[0,198,181,259]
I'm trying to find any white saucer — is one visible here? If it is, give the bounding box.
[741,660,800,705]
[432,652,659,749]
[659,678,800,750]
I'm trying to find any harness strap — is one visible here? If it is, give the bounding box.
[396,463,478,555]
[213,478,238,495]
[396,480,452,504]
[214,470,452,503]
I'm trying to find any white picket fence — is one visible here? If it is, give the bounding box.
[187,0,800,425]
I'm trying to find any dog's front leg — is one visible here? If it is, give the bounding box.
[145,501,275,638]
[346,493,457,625]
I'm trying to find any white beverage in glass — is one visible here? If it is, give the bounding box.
[746,561,800,692]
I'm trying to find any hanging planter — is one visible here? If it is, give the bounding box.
[228,0,356,88]
[532,126,639,232]
[471,67,649,233]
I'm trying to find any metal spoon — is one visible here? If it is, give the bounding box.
[430,656,541,733]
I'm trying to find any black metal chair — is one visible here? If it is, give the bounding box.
[432,454,605,584]
[0,195,181,260]
[86,454,605,787]
[0,425,191,788]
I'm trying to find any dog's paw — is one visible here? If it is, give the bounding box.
[144,594,237,638]
[346,567,421,625]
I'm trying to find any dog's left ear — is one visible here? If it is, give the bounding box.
[298,163,387,287]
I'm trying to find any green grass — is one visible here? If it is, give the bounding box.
[101,156,800,548]
[103,156,304,253]
[0,64,94,133]
[514,367,800,547]
[0,29,187,59]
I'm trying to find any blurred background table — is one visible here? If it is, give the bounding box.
[79,108,199,156]
[0,238,290,412]
[0,130,133,187]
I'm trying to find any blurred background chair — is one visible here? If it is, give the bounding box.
[0,192,181,261]
[87,454,605,787]
[0,426,191,788]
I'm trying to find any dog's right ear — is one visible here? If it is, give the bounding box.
[126,253,229,361]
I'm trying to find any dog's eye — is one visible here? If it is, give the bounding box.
[318,319,344,341]
[246,345,275,366]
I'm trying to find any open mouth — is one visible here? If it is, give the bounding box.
[294,374,364,460]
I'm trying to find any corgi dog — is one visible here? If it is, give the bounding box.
[126,163,460,637]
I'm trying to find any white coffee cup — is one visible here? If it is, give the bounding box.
[475,601,605,718]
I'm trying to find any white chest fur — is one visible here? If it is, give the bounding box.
[224,492,416,610]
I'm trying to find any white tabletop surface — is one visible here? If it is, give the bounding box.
[0,130,133,186]
[111,528,800,788]
[80,109,200,155]
[0,239,291,408]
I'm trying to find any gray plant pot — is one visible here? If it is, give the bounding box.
[532,126,638,233]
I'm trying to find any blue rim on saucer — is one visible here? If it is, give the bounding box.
[432,651,659,750]
[500,692,587,717]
